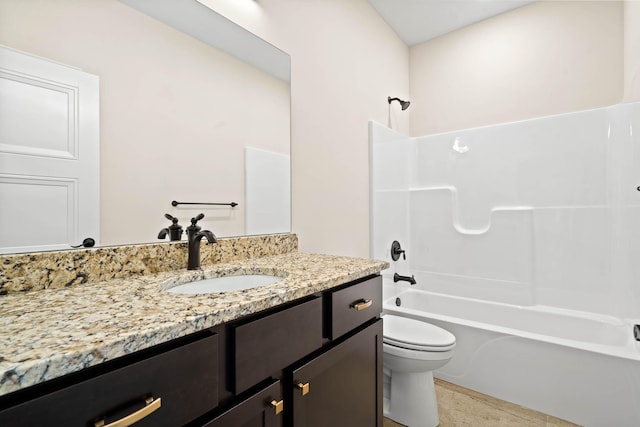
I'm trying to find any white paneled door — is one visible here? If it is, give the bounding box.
[0,46,99,254]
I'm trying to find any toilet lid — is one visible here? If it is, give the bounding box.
[383,315,455,351]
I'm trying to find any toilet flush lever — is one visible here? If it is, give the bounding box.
[391,241,405,261]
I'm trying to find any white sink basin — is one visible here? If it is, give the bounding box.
[166,274,283,294]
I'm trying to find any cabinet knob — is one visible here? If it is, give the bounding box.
[94,396,161,427]
[297,382,310,396]
[270,399,284,415]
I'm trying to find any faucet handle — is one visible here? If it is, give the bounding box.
[187,213,205,237]
[391,240,406,261]
[191,213,205,225]
[164,213,180,225]
[160,214,183,240]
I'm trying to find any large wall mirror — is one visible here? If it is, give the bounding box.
[0,0,290,254]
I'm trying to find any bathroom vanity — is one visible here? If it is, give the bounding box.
[0,245,386,427]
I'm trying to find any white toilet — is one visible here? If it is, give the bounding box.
[383,314,456,427]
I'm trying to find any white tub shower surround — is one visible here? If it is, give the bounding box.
[369,101,640,427]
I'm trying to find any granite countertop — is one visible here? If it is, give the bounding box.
[0,252,388,397]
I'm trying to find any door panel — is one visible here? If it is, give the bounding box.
[0,46,99,253]
[0,71,76,157]
[0,176,75,251]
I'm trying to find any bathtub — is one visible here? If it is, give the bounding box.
[383,288,640,427]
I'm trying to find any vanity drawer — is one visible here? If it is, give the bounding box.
[0,333,219,426]
[325,275,382,339]
[233,297,323,394]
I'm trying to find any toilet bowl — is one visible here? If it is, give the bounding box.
[383,314,456,427]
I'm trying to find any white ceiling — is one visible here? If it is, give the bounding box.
[367,0,536,46]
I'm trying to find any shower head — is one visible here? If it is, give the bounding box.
[388,96,410,110]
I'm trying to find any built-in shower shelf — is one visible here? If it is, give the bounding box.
[409,186,533,235]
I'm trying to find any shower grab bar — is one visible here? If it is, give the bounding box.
[171,200,238,207]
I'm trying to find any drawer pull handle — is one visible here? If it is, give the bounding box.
[350,299,373,311]
[297,382,310,396]
[95,396,161,427]
[270,399,284,415]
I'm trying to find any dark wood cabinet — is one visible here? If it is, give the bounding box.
[290,319,383,427]
[233,297,323,394]
[0,275,382,427]
[0,332,219,426]
[324,275,382,339]
[203,380,283,427]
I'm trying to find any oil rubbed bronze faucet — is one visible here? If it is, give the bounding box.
[186,213,217,270]
[393,273,416,285]
[158,213,183,241]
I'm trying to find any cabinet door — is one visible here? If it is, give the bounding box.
[290,319,382,427]
[204,380,283,427]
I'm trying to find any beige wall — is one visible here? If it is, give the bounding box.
[203,0,411,257]
[409,1,624,136]
[624,0,640,101]
[281,1,409,257]
[0,0,290,245]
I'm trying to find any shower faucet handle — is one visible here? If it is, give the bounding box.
[391,240,406,261]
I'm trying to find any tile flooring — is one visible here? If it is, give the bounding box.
[383,379,581,427]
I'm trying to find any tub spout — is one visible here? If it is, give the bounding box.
[394,273,416,285]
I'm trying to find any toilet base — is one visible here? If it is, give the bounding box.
[384,370,440,427]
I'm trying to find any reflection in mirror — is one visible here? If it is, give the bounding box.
[0,0,291,254]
